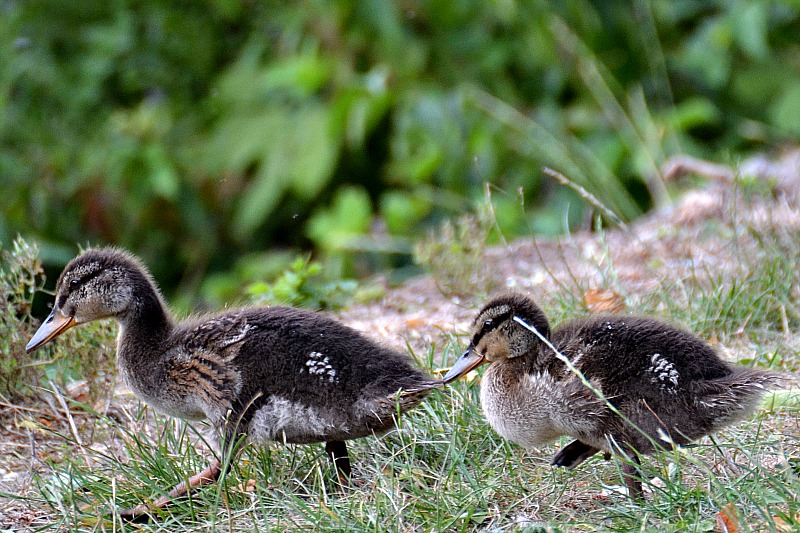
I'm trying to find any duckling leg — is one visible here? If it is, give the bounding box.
[325,441,351,486]
[117,458,222,521]
[551,440,601,469]
[621,454,644,501]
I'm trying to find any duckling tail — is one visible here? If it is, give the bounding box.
[691,367,784,426]
[390,380,443,409]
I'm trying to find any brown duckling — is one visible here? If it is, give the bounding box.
[27,247,440,519]
[443,292,781,498]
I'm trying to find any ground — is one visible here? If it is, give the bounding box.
[1,152,799,531]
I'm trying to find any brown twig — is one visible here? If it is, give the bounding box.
[47,380,89,466]
[543,167,629,231]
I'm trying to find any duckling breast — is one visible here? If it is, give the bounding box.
[120,356,241,424]
[480,363,564,447]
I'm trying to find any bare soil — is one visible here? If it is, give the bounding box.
[3,152,800,529]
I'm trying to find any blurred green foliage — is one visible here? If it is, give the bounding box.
[246,255,359,310]
[2,0,799,305]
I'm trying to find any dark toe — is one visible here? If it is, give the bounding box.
[551,440,601,470]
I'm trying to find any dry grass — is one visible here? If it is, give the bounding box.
[2,157,800,531]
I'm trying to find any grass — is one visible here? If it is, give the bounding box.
[414,208,500,302]
[14,382,799,532]
[3,177,800,531]
[7,334,800,532]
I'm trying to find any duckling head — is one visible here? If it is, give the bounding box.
[443,292,550,384]
[26,247,159,352]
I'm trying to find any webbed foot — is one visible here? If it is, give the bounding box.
[116,458,222,521]
[551,440,601,470]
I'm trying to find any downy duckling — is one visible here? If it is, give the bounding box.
[27,247,440,519]
[443,292,780,498]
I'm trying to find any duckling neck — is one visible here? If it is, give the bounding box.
[486,356,533,384]
[116,282,175,384]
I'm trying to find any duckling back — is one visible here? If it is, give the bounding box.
[551,315,780,452]
[203,306,437,445]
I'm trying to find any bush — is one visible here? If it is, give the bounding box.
[246,256,359,310]
[0,238,45,400]
[2,1,800,302]
[0,238,116,405]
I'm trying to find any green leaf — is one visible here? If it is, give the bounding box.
[769,83,800,137]
[732,2,769,60]
[380,191,432,234]
[260,55,332,96]
[144,144,179,200]
[306,186,372,250]
[228,105,339,238]
[664,97,721,131]
[288,105,338,199]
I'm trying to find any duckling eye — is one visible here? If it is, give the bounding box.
[70,279,79,288]
[484,319,495,329]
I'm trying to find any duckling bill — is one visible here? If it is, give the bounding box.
[444,292,781,499]
[27,247,440,519]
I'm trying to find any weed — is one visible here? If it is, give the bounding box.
[0,237,45,400]
[246,256,359,310]
[0,238,117,409]
[414,208,500,300]
[633,189,800,352]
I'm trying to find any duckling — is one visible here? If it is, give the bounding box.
[443,292,781,499]
[26,247,440,519]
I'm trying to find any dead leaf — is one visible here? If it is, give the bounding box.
[405,317,426,329]
[773,512,800,532]
[238,478,257,493]
[715,502,739,533]
[65,380,89,404]
[583,288,626,314]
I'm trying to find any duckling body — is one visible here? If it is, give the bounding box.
[444,292,780,497]
[27,248,438,517]
[117,305,430,444]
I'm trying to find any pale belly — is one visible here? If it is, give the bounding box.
[479,365,610,450]
[246,396,353,445]
[479,371,564,448]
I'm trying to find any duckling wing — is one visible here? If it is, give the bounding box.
[162,354,242,419]
[556,374,617,434]
[159,313,251,420]
[183,313,255,355]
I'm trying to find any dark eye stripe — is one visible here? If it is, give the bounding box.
[64,268,104,294]
[471,310,513,346]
